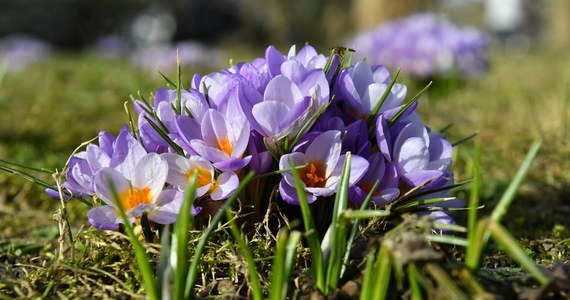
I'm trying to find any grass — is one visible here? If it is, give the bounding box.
[2,47,570,298]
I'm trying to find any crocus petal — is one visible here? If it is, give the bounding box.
[265,45,285,77]
[279,179,316,205]
[87,205,121,231]
[201,109,228,148]
[86,144,110,171]
[210,171,239,200]
[329,154,369,187]
[279,152,308,188]
[132,153,168,203]
[227,117,250,158]
[401,170,445,188]
[148,190,183,224]
[305,130,342,178]
[111,130,147,182]
[264,75,303,108]
[189,139,229,162]
[252,101,290,137]
[161,153,193,186]
[213,156,251,172]
[94,167,131,206]
[396,137,430,173]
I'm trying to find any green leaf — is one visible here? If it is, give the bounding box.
[269,230,302,300]
[172,169,198,300]
[289,157,325,291]
[388,81,432,127]
[325,152,352,291]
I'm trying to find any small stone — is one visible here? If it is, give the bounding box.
[341,280,360,299]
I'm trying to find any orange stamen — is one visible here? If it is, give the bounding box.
[217,135,233,157]
[120,187,152,211]
[185,166,212,187]
[301,161,327,188]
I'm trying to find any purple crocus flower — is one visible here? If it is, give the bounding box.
[135,88,209,153]
[242,72,329,152]
[348,13,488,79]
[278,130,369,204]
[62,127,140,198]
[349,152,399,206]
[88,153,171,230]
[161,153,239,200]
[335,61,407,119]
[189,109,251,172]
[391,119,452,190]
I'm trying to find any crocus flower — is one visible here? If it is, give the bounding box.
[189,109,251,171]
[348,13,488,79]
[391,119,452,190]
[278,130,369,204]
[349,152,399,206]
[243,73,328,152]
[88,153,171,230]
[335,61,407,119]
[161,153,239,200]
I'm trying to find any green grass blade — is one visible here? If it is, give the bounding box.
[0,165,57,191]
[341,179,381,276]
[393,197,456,212]
[325,152,352,291]
[341,209,390,219]
[184,171,255,298]
[396,180,471,203]
[467,140,481,251]
[0,158,53,174]
[488,221,549,285]
[172,169,198,300]
[157,68,177,88]
[468,141,541,269]
[465,219,490,270]
[359,251,377,300]
[407,264,423,300]
[372,243,393,300]
[490,141,541,223]
[105,176,159,300]
[367,69,401,125]
[175,49,182,115]
[225,202,262,300]
[269,230,302,300]
[424,263,467,300]
[289,157,325,291]
[424,235,469,247]
[143,116,185,155]
[157,225,172,299]
[388,81,432,127]
[452,131,480,147]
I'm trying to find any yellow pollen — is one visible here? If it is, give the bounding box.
[301,161,327,188]
[217,135,233,157]
[185,166,212,187]
[120,187,152,211]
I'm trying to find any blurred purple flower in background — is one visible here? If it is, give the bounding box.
[131,40,226,71]
[349,13,488,79]
[0,34,53,72]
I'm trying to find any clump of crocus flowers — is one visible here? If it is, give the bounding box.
[54,44,459,231]
[349,13,488,79]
